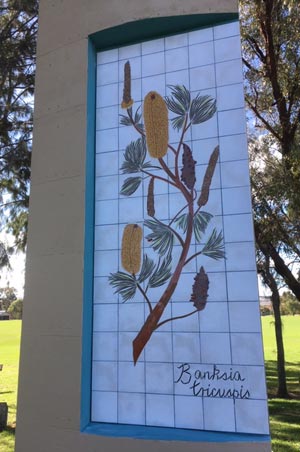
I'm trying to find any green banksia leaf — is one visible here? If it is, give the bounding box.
[120,176,142,196]
[121,61,134,109]
[121,224,142,274]
[197,145,219,208]
[190,266,209,311]
[108,272,137,302]
[144,91,169,158]
[181,143,197,190]
[147,176,155,217]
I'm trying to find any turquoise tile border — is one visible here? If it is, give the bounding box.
[81,13,271,444]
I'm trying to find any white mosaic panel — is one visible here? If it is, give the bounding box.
[92,21,269,435]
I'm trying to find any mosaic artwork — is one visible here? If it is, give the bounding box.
[92,21,270,435]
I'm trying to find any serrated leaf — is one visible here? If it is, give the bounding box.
[189,94,217,125]
[174,213,189,233]
[144,218,174,257]
[119,115,132,126]
[165,85,191,131]
[201,228,225,260]
[138,254,156,283]
[120,177,142,196]
[193,211,213,242]
[108,272,137,302]
[148,255,172,288]
[120,138,147,174]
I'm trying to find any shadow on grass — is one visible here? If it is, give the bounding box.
[265,360,300,398]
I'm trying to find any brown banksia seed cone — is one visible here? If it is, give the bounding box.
[190,266,209,311]
[121,224,142,274]
[121,61,134,109]
[147,177,155,217]
[181,143,197,190]
[197,145,219,208]
[144,91,169,158]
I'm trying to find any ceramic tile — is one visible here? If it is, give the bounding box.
[205,272,227,302]
[235,399,270,434]
[146,394,174,427]
[225,242,256,272]
[96,151,119,177]
[97,61,119,86]
[219,133,248,162]
[146,362,174,394]
[166,47,189,72]
[227,271,259,301]
[145,332,173,363]
[94,225,119,251]
[142,52,165,77]
[221,159,250,189]
[229,302,261,333]
[203,397,235,432]
[119,302,145,332]
[142,73,166,97]
[96,105,119,130]
[119,56,141,81]
[224,213,254,243]
[214,36,242,63]
[118,361,145,392]
[93,332,118,361]
[119,123,141,149]
[189,27,213,45]
[95,199,119,225]
[93,303,118,332]
[232,333,264,365]
[96,128,119,153]
[200,332,231,364]
[190,65,215,91]
[95,175,119,200]
[196,161,220,190]
[97,49,118,65]
[202,188,222,216]
[91,391,117,423]
[189,41,214,68]
[165,33,188,49]
[175,395,204,429]
[192,138,219,164]
[196,251,226,273]
[119,43,141,60]
[217,83,245,111]
[233,365,267,400]
[218,109,247,136]
[173,332,200,362]
[94,250,118,277]
[165,69,190,89]
[142,38,165,55]
[172,303,200,332]
[214,21,240,40]
[119,331,145,361]
[119,196,144,223]
[96,83,119,108]
[118,392,146,425]
[92,361,117,391]
[216,59,244,86]
[222,186,252,215]
[192,115,218,140]
[200,302,229,333]
[93,277,115,304]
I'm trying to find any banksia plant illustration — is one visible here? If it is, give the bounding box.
[121,224,142,275]
[108,63,225,364]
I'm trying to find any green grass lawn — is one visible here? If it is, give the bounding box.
[0,320,21,452]
[0,317,299,451]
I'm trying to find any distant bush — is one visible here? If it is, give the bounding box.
[8,299,23,319]
[260,305,272,316]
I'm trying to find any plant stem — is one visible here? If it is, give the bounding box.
[136,283,153,313]
[184,250,202,267]
[155,308,198,329]
[141,169,177,189]
[153,217,184,248]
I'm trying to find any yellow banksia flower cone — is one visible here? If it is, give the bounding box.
[144,91,168,158]
[121,61,134,109]
[121,224,142,274]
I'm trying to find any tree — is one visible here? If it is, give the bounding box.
[0,285,17,311]
[0,0,38,264]
[240,0,300,398]
[7,298,23,319]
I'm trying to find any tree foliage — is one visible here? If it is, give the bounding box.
[0,0,38,262]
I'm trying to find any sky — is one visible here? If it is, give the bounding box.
[0,231,25,298]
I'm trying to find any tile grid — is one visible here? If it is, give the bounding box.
[92,23,270,434]
[212,24,236,433]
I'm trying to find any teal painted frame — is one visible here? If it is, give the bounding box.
[81,13,271,443]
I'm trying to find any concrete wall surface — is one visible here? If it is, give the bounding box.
[15,0,271,451]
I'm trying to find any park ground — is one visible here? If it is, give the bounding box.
[0,317,299,451]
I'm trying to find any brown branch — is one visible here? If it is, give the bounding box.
[155,308,198,329]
